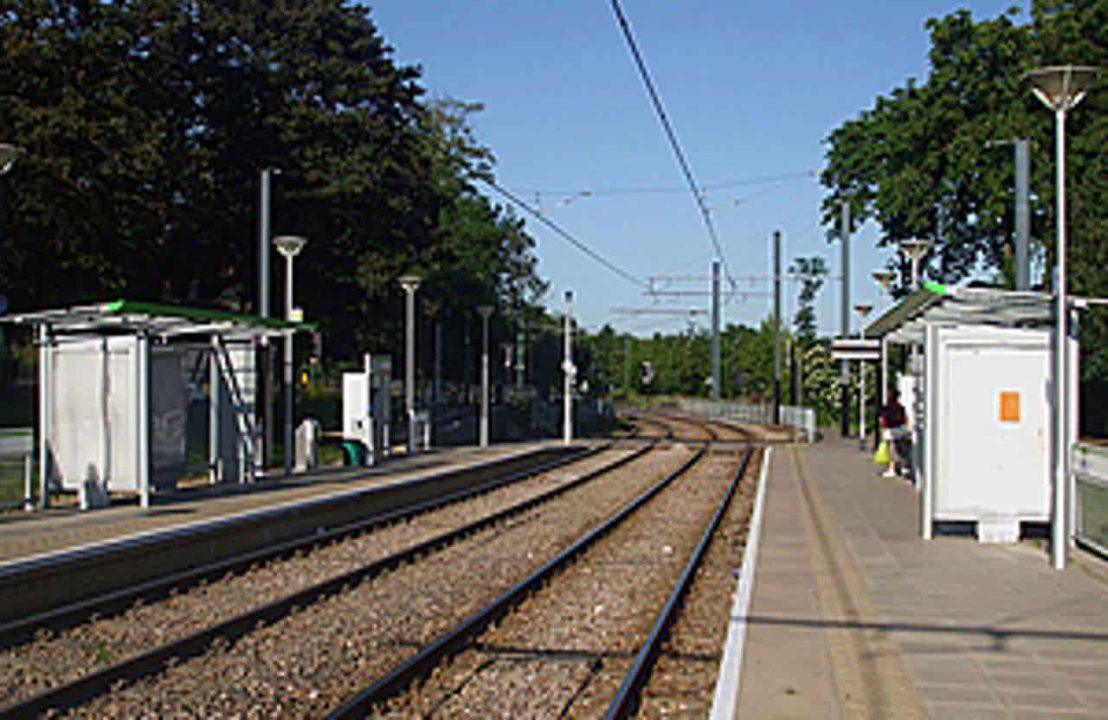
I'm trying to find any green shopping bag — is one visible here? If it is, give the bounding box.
[873,440,891,465]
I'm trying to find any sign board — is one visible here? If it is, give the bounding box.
[830,338,880,361]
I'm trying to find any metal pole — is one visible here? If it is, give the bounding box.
[23,453,33,512]
[283,254,294,476]
[840,201,851,437]
[711,260,721,410]
[137,333,151,509]
[259,170,273,473]
[1015,139,1031,291]
[859,326,867,446]
[38,324,50,509]
[516,313,525,389]
[922,323,937,539]
[478,307,492,447]
[1052,108,1068,570]
[434,319,443,404]
[405,285,418,454]
[209,335,222,484]
[623,337,631,396]
[792,340,800,406]
[563,290,574,444]
[773,231,782,425]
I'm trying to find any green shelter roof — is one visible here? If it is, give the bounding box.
[2,299,313,340]
[863,283,1059,344]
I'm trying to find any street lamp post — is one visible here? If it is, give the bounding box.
[854,303,874,450]
[1027,64,1100,570]
[899,239,932,291]
[898,238,931,490]
[399,275,422,454]
[273,235,306,476]
[872,270,895,408]
[477,305,493,448]
[563,290,575,445]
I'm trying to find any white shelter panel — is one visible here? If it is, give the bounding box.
[936,326,1050,521]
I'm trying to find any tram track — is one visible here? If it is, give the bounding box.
[0,412,756,718]
[332,440,756,719]
[0,447,602,650]
[1,439,699,718]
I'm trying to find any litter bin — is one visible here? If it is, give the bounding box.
[341,440,367,466]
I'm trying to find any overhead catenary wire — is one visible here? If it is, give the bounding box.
[481,178,648,290]
[517,170,817,199]
[609,0,734,287]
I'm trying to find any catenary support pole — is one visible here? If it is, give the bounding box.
[399,277,421,454]
[1015,139,1031,291]
[516,313,525,388]
[433,319,443,404]
[563,290,574,444]
[711,260,721,411]
[478,306,492,447]
[773,231,782,425]
[259,169,274,472]
[840,200,851,437]
[623,337,631,396]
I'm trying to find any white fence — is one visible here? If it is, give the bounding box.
[676,399,816,442]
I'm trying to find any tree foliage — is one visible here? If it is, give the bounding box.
[821,0,1105,297]
[0,0,544,372]
[820,0,1107,432]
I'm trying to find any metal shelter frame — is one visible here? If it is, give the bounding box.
[864,281,1105,566]
[2,300,310,510]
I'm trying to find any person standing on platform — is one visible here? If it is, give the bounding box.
[879,388,908,478]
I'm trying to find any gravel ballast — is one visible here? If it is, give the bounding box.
[61,444,696,718]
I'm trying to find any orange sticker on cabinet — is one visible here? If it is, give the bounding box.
[1000,391,1020,422]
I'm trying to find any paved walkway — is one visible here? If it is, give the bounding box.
[737,435,1108,719]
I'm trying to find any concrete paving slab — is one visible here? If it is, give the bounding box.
[791,435,1108,720]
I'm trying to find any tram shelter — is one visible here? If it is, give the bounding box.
[863,282,1099,551]
[2,300,309,509]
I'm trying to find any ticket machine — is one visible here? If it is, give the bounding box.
[342,354,392,465]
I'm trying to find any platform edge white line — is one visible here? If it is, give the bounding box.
[709,445,772,720]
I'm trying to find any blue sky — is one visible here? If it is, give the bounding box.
[370,1,1024,336]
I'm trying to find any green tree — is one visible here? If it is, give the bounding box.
[790,256,829,343]
[820,0,1107,432]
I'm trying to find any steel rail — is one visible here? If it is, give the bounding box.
[624,411,676,440]
[0,443,647,718]
[325,444,708,720]
[605,445,755,718]
[0,445,602,649]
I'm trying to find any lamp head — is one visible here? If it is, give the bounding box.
[872,269,896,292]
[898,238,932,263]
[1026,65,1100,112]
[853,303,874,319]
[0,144,22,176]
[564,289,573,304]
[273,235,307,259]
[398,274,422,293]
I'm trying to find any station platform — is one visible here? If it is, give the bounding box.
[0,441,566,565]
[730,435,1108,719]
